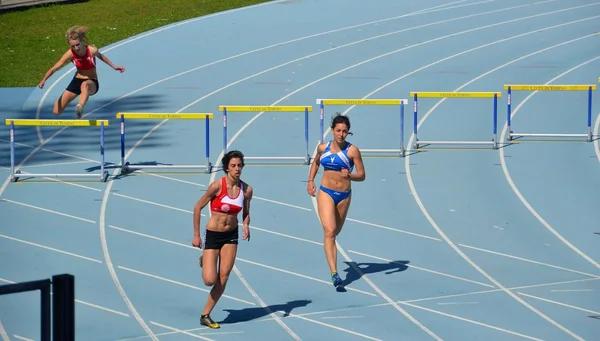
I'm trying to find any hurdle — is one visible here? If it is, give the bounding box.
[5,119,109,183]
[316,98,408,157]
[410,91,501,150]
[116,113,214,174]
[504,84,596,141]
[218,105,312,164]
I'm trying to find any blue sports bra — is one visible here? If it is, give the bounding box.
[320,141,354,172]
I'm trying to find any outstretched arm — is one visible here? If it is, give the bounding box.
[91,46,125,73]
[39,50,72,88]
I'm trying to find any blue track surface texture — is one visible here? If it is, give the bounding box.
[1,0,600,340]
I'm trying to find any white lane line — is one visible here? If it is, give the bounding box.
[0,233,102,263]
[498,57,600,270]
[405,40,600,341]
[109,224,376,297]
[2,199,96,224]
[347,249,496,288]
[517,292,600,315]
[116,266,256,306]
[459,244,600,279]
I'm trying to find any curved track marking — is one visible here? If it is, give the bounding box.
[498,57,600,269]
[404,38,599,341]
[595,111,600,162]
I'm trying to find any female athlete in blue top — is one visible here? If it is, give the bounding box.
[307,114,366,288]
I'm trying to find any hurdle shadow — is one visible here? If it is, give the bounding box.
[218,299,312,325]
[2,93,169,170]
[335,260,409,293]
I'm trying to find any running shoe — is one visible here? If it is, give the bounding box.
[75,104,83,119]
[200,314,220,329]
[331,272,343,287]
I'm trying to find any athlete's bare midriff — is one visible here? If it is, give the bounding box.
[321,169,352,192]
[205,211,239,233]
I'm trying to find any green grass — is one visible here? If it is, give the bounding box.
[0,0,272,87]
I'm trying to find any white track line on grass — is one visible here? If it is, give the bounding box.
[498,57,600,270]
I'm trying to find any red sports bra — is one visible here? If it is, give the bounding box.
[71,46,96,71]
[210,177,245,215]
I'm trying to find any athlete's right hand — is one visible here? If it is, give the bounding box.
[307,180,316,197]
[192,235,202,248]
[38,80,45,89]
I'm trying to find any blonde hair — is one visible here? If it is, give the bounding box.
[65,25,89,44]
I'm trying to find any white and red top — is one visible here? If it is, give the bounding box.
[71,46,96,71]
[210,177,245,215]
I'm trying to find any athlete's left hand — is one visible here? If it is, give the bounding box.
[114,66,126,73]
[340,169,350,179]
[242,225,250,241]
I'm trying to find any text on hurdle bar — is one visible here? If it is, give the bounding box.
[409,92,502,98]
[316,99,408,105]
[218,105,312,112]
[115,113,213,119]
[503,84,597,91]
[5,119,109,127]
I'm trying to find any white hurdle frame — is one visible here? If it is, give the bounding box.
[5,119,109,183]
[317,98,408,157]
[504,84,596,142]
[219,105,313,164]
[411,91,501,150]
[116,112,214,174]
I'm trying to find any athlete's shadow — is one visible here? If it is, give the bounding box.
[336,260,409,292]
[219,299,312,325]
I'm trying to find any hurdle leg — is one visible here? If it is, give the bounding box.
[493,94,498,149]
[319,101,324,144]
[205,117,212,173]
[304,107,310,164]
[119,115,129,174]
[507,86,513,141]
[223,108,228,155]
[100,122,108,182]
[587,86,593,142]
[400,102,405,157]
[9,121,20,183]
[412,94,419,149]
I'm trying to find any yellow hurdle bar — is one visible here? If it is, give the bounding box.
[504,84,596,142]
[411,91,501,150]
[5,118,109,183]
[409,92,502,98]
[116,112,214,175]
[5,119,109,127]
[219,104,313,164]
[115,113,213,119]
[316,98,409,157]
[316,99,408,106]
[504,84,596,91]
[218,105,312,112]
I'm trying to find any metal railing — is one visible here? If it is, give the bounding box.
[0,274,75,341]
